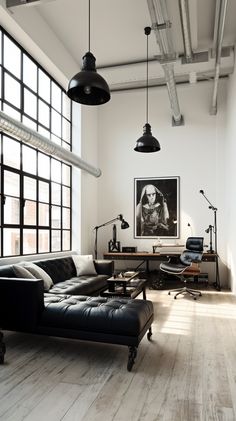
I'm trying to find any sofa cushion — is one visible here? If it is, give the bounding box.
[35,257,76,284]
[24,263,53,291]
[49,274,108,296]
[72,254,97,276]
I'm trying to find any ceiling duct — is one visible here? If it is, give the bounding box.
[179,0,193,63]
[147,0,184,126]
[210,0,228,115]
[0,111,101,178]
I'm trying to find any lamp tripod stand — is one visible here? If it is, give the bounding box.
[200,190,220,291]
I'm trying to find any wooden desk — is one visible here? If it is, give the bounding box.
[103,251,217,274]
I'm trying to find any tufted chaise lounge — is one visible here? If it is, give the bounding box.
[0,276,154,371]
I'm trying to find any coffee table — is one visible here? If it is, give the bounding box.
[100,272,147,299]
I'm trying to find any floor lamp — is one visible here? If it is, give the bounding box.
[200,190,221,290]
[94,214,129,259]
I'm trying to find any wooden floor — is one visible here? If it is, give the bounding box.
[1,288,236,421]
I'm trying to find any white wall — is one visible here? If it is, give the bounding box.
[224,58,236,293]
[97,80,228,285]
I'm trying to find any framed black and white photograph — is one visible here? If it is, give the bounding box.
[134,176,180,238]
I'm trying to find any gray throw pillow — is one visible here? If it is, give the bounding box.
[24,262,53,291]
[72,254,97,276]
[12,264,35,279]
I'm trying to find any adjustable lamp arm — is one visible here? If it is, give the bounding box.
[199,190,217,211]
[94,215,123,230]
[94,214,129,259]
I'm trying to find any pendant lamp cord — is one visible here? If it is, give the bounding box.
[88,0,91,52]
[146,29,149,124]
[144,27,151,124]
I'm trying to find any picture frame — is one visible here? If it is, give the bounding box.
[134,176,180,239]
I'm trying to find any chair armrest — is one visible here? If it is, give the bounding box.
[94,260,114,276]
[0,278,44,331]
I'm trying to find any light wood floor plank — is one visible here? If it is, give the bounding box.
[1,289,236,420]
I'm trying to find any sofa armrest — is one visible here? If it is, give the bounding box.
[0,278,44,331]
[94,260,114,276]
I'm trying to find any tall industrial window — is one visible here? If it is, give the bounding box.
[0,27,72,257]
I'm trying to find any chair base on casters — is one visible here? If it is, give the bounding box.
[168,286,202,300]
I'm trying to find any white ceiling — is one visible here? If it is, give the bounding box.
[2,0,236,118]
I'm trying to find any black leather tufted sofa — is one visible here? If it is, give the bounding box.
[0,256,114,296]
[0,257,153,371]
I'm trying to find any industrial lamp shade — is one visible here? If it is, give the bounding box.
[134,123,161,152]
[67,52,110,105]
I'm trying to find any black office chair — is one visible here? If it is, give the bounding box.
[160,237,204,300]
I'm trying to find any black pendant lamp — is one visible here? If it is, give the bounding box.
[67,0,110,105]
[134,27,160,152]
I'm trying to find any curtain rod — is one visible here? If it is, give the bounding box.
[0,110,101,178]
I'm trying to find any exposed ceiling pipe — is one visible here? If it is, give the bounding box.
[210,0,228,115]
[6,0,56,7]
[178,0,193,63]
[0,110,101,178]
[147,0,184,126]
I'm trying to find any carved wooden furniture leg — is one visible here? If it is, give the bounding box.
[0,331,6,364]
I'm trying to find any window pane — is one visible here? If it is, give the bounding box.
[51,82,61,112]
[39,203,49,226]
[51,182,61,205]
[4,170,20,197]
[39,229,49,253]
[38,125,50,138]
[24,176,36,200]
[39,181,49,202]
[62,164,71,186]
[51,230,61,252]
[51,134,61,145]
[3,228,20,256]
[38,99,50,127]
[24,88,37,119]
[3,103,21,120]
[62,141,70,150]
[51,159,61,183]
[22,115,37,130]
[4,35,21,78]
[51,109,61,137]
[38,69,50,103]
[23,229,36,254]
[23,54,37,91]
[62,186,70,207]
[3,136,20,169]
[4,197,20,224]
[62,208,70,229]
[4,73,21,108]
[38,153,50,179]
[62,92,71,119]
[62,118,71,143]
[63,230,70,251]
[51,205,61,228]
[22,145,37,174]
[24,200,36,225]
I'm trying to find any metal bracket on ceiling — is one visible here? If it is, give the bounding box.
[152,21,172,31]
[155,53,178,64]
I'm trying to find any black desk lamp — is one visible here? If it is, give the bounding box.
[94,214,129,259]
